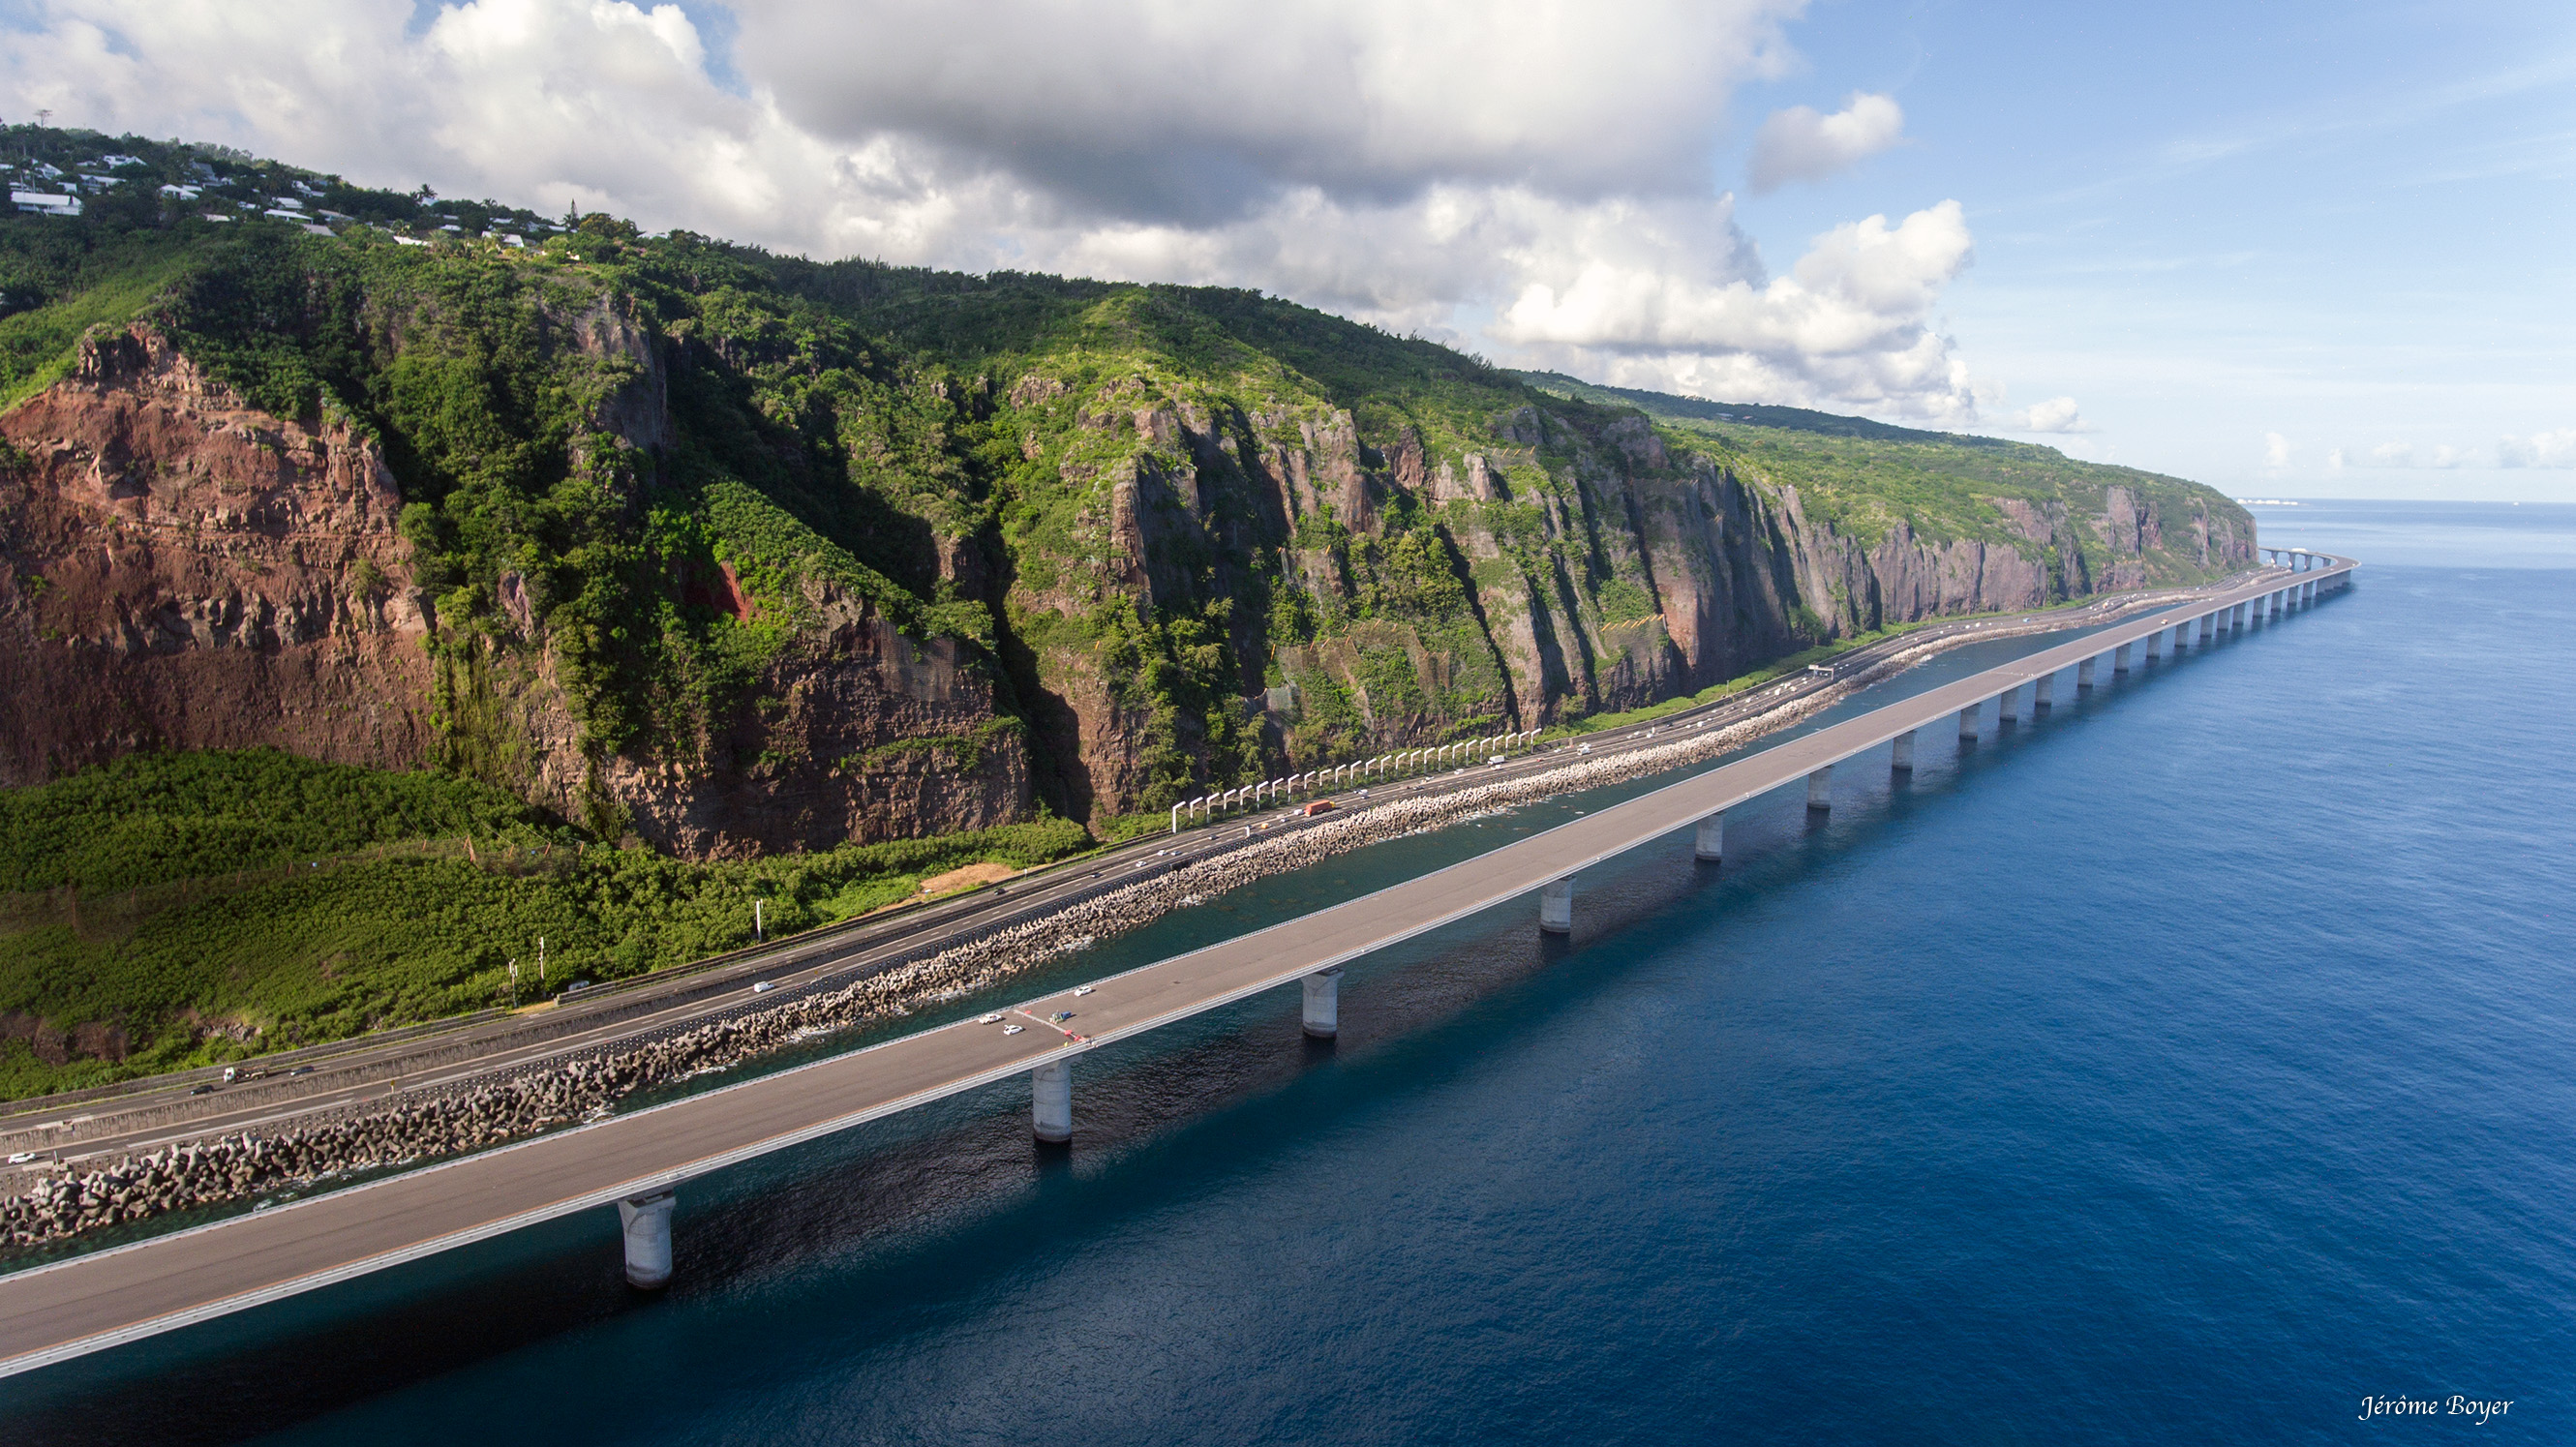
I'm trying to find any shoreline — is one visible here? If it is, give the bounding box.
[0,578,2247,1255]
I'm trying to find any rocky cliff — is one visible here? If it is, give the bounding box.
[0,206,2252,852]
[0,323,1030,856]
[0,325,434,780]
[978,340,2250,826]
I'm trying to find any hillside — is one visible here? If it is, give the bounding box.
[0,128,2257,1093]
[1515,371,2217,559]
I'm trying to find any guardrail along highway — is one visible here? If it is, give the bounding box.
[0,556,2353,1376]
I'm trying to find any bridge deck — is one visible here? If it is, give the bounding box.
[0,563,2349,1375]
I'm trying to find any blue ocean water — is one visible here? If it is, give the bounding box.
[7,500,2571,1444]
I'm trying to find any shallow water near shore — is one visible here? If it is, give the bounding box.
[8,500,2571,1444]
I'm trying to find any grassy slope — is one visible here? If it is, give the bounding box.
[0,752,1089,1099]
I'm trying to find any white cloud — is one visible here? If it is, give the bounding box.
[2498,429,2576,467]
[0,0,1990,419]
[1747,92,1907,194]
[1488,199,1980,421]
[2004,396,2090,433]
[2337,440,2478,468]
[2263,431,2291,467]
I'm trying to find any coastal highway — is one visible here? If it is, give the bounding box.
[0,574,2249,1172]
[0,558,2351,1375]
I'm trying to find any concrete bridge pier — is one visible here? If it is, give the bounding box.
[1806,764,1834,810]
[1891,729,1917,771]
[2078,655,2098,689]
[2198,613,2214,643]
[1958,704,1980,740]
[1999,685,2021,724]
[1302,967,1341,1040]
[618,1190,676,1290]
[1032,1060,1074,1144]
[2143,629,2162,660]
[1539,878,1574,934]
[1694,811,1725,860]
[2032,672,2056,711]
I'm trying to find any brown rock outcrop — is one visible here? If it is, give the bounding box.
[502,582,1032,858]
[0,325,433,783]
[0,324,1033,857]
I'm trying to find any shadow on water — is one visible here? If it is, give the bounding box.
[0,613,2246,1444]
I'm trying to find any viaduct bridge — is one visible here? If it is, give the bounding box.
[0,554,2354,1376]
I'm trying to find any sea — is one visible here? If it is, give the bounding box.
[4,498,2569,1445]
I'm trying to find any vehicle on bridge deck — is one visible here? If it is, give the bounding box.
[1304,799,1338,816]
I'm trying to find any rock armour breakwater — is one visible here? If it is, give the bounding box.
[0,592,2201,1254]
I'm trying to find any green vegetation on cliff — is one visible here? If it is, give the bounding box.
[1,131,2253,829]
[1517,371,2224,555]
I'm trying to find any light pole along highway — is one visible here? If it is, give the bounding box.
[0,556,2354,1378]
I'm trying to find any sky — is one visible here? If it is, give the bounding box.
[0,0,2568,498]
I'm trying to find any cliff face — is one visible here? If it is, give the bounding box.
[0,324,1030,855]
[485,584,1029,859]
[0,326,434,783]
[0,231,2250,850]
[994,377,2252,822]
